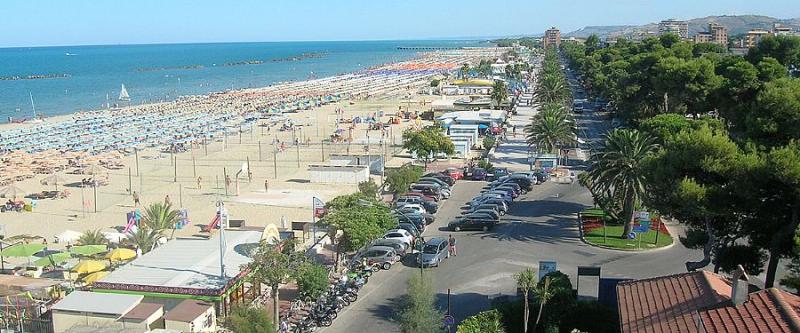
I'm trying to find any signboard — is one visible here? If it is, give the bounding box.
[443,315,455,326]
[633,225,650,233]
[628,232,636,239]
[539,260,558,280]
[577,266,601,277]
[638,211,650,222]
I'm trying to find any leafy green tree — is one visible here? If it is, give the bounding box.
[402,127,455,169]
[458,309,506,333]
[515,268,537,333]
[587,129,657,238]
[358,179,380,199]
[245,239,305,331]
[385,164,424,198]
[756,57,788,81]
[397,274,443,333]
[746,35,800,68]
[483,135,497,150]
[460,63,471,81]
[746,77,800,147]
[125,228,161,254]
[225,305,276,333]
[584,34,600,54]
[491,81,509,109]
[296,262,329,300]
[781,233,800,292]
[77,229,108,245]
[524,103,575,154]
[142,202,180,235]
[320,195,395,265]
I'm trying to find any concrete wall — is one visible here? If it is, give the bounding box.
[309,165,369,184]
[52,311,118,333]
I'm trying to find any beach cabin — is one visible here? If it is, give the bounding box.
[447,124,480,143]
[309,164,369,184]
[51,291,144,333]
[120,302,165,331]
[451,139,471,157]
[164,300,216,332]
[93,229,264,316]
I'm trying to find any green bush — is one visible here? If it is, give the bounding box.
[478,159,494,172]
[457,309,506,333]
[358,179,380,199]
[296,262,329,300]
[226,305,275,333]
[483,136,497,150]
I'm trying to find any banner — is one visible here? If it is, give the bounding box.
[313,197,326,218]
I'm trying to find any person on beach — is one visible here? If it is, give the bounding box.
[164,195,172,206]
[132,191,140,206]
[264,179,269,192]
[197,176,202,189]
[448,234,457,256]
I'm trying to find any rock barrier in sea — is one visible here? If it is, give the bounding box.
[0,73,70,81]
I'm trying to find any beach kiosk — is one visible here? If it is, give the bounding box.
[163,300,216,332]
[530,153,559,172]
[93,229,264,317]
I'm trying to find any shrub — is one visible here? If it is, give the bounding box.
[296,262,329,300]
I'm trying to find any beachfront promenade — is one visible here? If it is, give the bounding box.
[0,48,508,254]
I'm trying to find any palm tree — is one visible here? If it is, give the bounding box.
[534,74,571,106]
[460,64,470,81]
[515,268,537,333]
[125,228,161,254]
[77,230,108,245]
[491,81,508,110]
[525,104,576,154]
[586,129,658,238]
[142,202,180,237]
[532,276,554,330]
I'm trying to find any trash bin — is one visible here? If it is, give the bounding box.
[23,204,32,212]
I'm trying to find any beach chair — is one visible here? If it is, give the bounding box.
[200,213,221,233]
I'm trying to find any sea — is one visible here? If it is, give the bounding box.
[0,39,482,121]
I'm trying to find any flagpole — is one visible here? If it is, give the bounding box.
[312,197,317,242]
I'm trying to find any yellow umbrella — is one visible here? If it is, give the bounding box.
[105,248,136,262]
[71,260,107,274]
[82,271,109,284]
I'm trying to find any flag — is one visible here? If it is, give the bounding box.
[313,197,326,218]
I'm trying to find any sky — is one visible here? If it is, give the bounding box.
[2,0,800,47]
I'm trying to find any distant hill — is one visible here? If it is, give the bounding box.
[565,15,800,39]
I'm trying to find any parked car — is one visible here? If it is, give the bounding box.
[494,182,522,195]
[471,193,511,206]
[403,192,439,202]
[469,203,506,215]
[410,183,448,199]
[383,229,414,247]
[448,217,496,232]
[423,173,455,186]
[471,167,488,181]
[396,196,439,213]
[400,203,427,215]
[485,188,516,200]
[353,246,401,270]
[397,222,421,239]
[470,197,509,211]
[396,213,426,232]
[466,209,501,221]
[487,167,510,181]
[370,239,408,254]
[418,177,451,189]
[504,176,533,191]
[397,207,435,224]
[444,167,464,180]
[418,238,450,267]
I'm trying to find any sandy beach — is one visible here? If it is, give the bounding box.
[0,48,506,250]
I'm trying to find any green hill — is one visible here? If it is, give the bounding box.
[565,15,800,39]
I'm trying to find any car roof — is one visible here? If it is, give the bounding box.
[386,229,407,234]
[366,246,395,252]
[425,237,447,245]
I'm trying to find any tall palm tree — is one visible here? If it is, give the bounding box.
[77,230,108,245]
[515,268,537,333]
[525,103,576,154]
[534,74,571,106]
[125,228,161,254]
[460,64,470,81]
[532,276,554,330]
[587,129,658,238]
[142,202,180,235]
[491,81,508,110]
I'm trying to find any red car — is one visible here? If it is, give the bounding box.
[404,192,439,202]
[444,167,464,180]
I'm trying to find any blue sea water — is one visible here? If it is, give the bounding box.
[0,40,482,120]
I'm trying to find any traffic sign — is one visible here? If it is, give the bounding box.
[633,225,649,233]
[628,232,636,239]
[443,315,455,326]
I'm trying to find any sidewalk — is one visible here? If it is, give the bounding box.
[492,106,538,172]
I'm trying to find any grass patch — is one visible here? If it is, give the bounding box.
[584,225,672,250]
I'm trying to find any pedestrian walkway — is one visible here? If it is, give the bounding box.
[492,106,538,172]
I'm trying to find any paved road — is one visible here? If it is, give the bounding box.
[322,72,704,332]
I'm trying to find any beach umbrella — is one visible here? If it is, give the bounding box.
[69,244,108,256]
[40,173,67,191]
[0,244,46,258]
[33,252,72,267]
[0,185,26,198]
[82,271,109,284]
[105,248,136,262]
[71,260,106,274]
[4,234,44,243]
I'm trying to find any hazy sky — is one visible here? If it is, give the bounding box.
[2,0,799,47]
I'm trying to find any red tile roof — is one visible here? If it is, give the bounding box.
[617,271,731,333]
[122,302,163,320]
[700,288,800,333]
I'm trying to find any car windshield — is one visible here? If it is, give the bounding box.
[386,233,402,238]
[423,244,439,254]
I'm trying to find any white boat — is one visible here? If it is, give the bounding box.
[119,84,131,102]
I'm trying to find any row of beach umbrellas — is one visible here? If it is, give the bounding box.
[0,243,136,284]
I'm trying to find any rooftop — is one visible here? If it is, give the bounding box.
[163,300,213,322]
[699,288,800,333]
[95,229,263,295]
[121,302,163,321]
[52,291,142,317]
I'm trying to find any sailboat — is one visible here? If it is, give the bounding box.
[118,84,131,102]
[27,92,43,123]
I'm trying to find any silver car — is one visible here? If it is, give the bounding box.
[354,246,401,270]
[418,238,449,267]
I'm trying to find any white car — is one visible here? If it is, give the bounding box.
[384,229,414,247]
[401,203,427,215]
